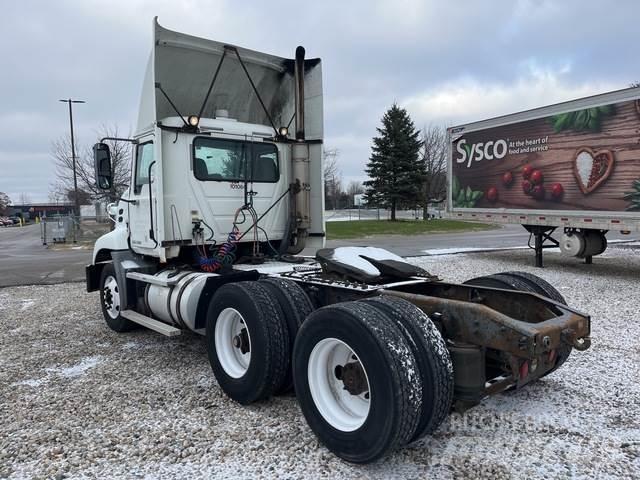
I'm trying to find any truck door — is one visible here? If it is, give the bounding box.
[128,138,157,251]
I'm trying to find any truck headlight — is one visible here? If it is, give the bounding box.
[188,115,199,127]
[278,126,288,137]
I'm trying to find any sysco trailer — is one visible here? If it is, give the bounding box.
[86,19,591,463]
[447,87,640,266]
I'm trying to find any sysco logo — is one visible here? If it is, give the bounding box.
[456,138,508,168]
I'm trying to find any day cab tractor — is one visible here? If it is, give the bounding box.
[86,19,591,463]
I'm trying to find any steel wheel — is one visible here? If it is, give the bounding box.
[102,275,121,319]
[214,307,252,379]
[98,263,136,332]
[206,281,289,404]
[308,338,371,432]
[293,301,422,463]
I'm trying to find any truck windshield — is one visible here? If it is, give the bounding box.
[193,137,279,183]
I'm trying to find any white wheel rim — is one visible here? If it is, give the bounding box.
[307,338,371,432]
[103,275,121,319]
[215,307,252,378]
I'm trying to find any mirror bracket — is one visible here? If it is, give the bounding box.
[100,137,138,144]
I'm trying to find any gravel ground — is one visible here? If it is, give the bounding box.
[1,247,639,479]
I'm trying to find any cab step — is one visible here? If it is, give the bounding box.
[121,310,181,336]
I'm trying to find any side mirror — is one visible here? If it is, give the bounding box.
[93,143,112,190]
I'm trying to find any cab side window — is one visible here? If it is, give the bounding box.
[135,142,154,193]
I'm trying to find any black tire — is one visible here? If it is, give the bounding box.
[464,273,534,293]
[293,301,421,463]
[259,277,314,393]
[499,271,567,305]
[502,272,571,375]
[361,296,453,442]
[206,281,289,404]
[99,263,137,332]
[464,272,571,377]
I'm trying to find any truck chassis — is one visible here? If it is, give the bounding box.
[87,248,590,463]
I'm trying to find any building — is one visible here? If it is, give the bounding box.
[8,203,75,219]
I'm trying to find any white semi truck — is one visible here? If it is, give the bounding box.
[447,87,640,267]
[87,19,591,463]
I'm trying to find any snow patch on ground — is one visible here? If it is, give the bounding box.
[40,356,103,381]
[20,299,35,311]
[13,378,46,388]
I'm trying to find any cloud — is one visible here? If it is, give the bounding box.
[402,64,621,128]
[0,0,637,201]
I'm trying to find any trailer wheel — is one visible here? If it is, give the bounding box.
[361,295,453,442]
[206,281,289,404]
[99,263,137,332]
[464,272,571,377]
[293,301,421,463]
[259,277,314,393]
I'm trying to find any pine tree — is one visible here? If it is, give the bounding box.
[363,104,424,220]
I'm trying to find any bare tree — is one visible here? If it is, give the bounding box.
[18,192,32,205]
[420,125,448,219]
[323,148,344,210]
[48,190,65,204]
[50,125,132,204]
[346,180,364,206]
[0,192,11,215]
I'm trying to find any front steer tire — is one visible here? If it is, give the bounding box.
[99,263,137,333]
[293,301,422,463]
[206,281,290,404]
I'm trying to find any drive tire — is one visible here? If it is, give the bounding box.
[499,271,567,305]
[464,273,533,293]
[259,277,314,393]
[293,301,421,463]
[206,281,289,404]
[361,295,454,442]
[500,272,571,375]
[99,263,137,333]
[464,272,571,377]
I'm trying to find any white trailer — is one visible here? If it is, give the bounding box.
[87,19,591,463]
[447,87,640,266]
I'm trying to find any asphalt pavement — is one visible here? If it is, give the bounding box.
[1,222,637,288]
[0,224,91,287]
[326,222,638,256]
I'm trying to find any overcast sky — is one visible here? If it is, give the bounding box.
[0,0,637,203]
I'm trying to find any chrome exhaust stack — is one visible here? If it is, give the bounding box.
[289,46,311,254]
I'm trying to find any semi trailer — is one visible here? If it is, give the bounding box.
[86,18,591,463]
[447,87,640,267]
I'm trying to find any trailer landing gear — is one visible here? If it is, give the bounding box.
[524,225,558,268]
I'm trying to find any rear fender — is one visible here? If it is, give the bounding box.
[194,270,260,330]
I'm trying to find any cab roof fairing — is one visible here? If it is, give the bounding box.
[136,18,323,141]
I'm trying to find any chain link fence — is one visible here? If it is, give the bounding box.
[40,215,112,245]
[324,207,445,222]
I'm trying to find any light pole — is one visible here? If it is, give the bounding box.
[59,98,85,219]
